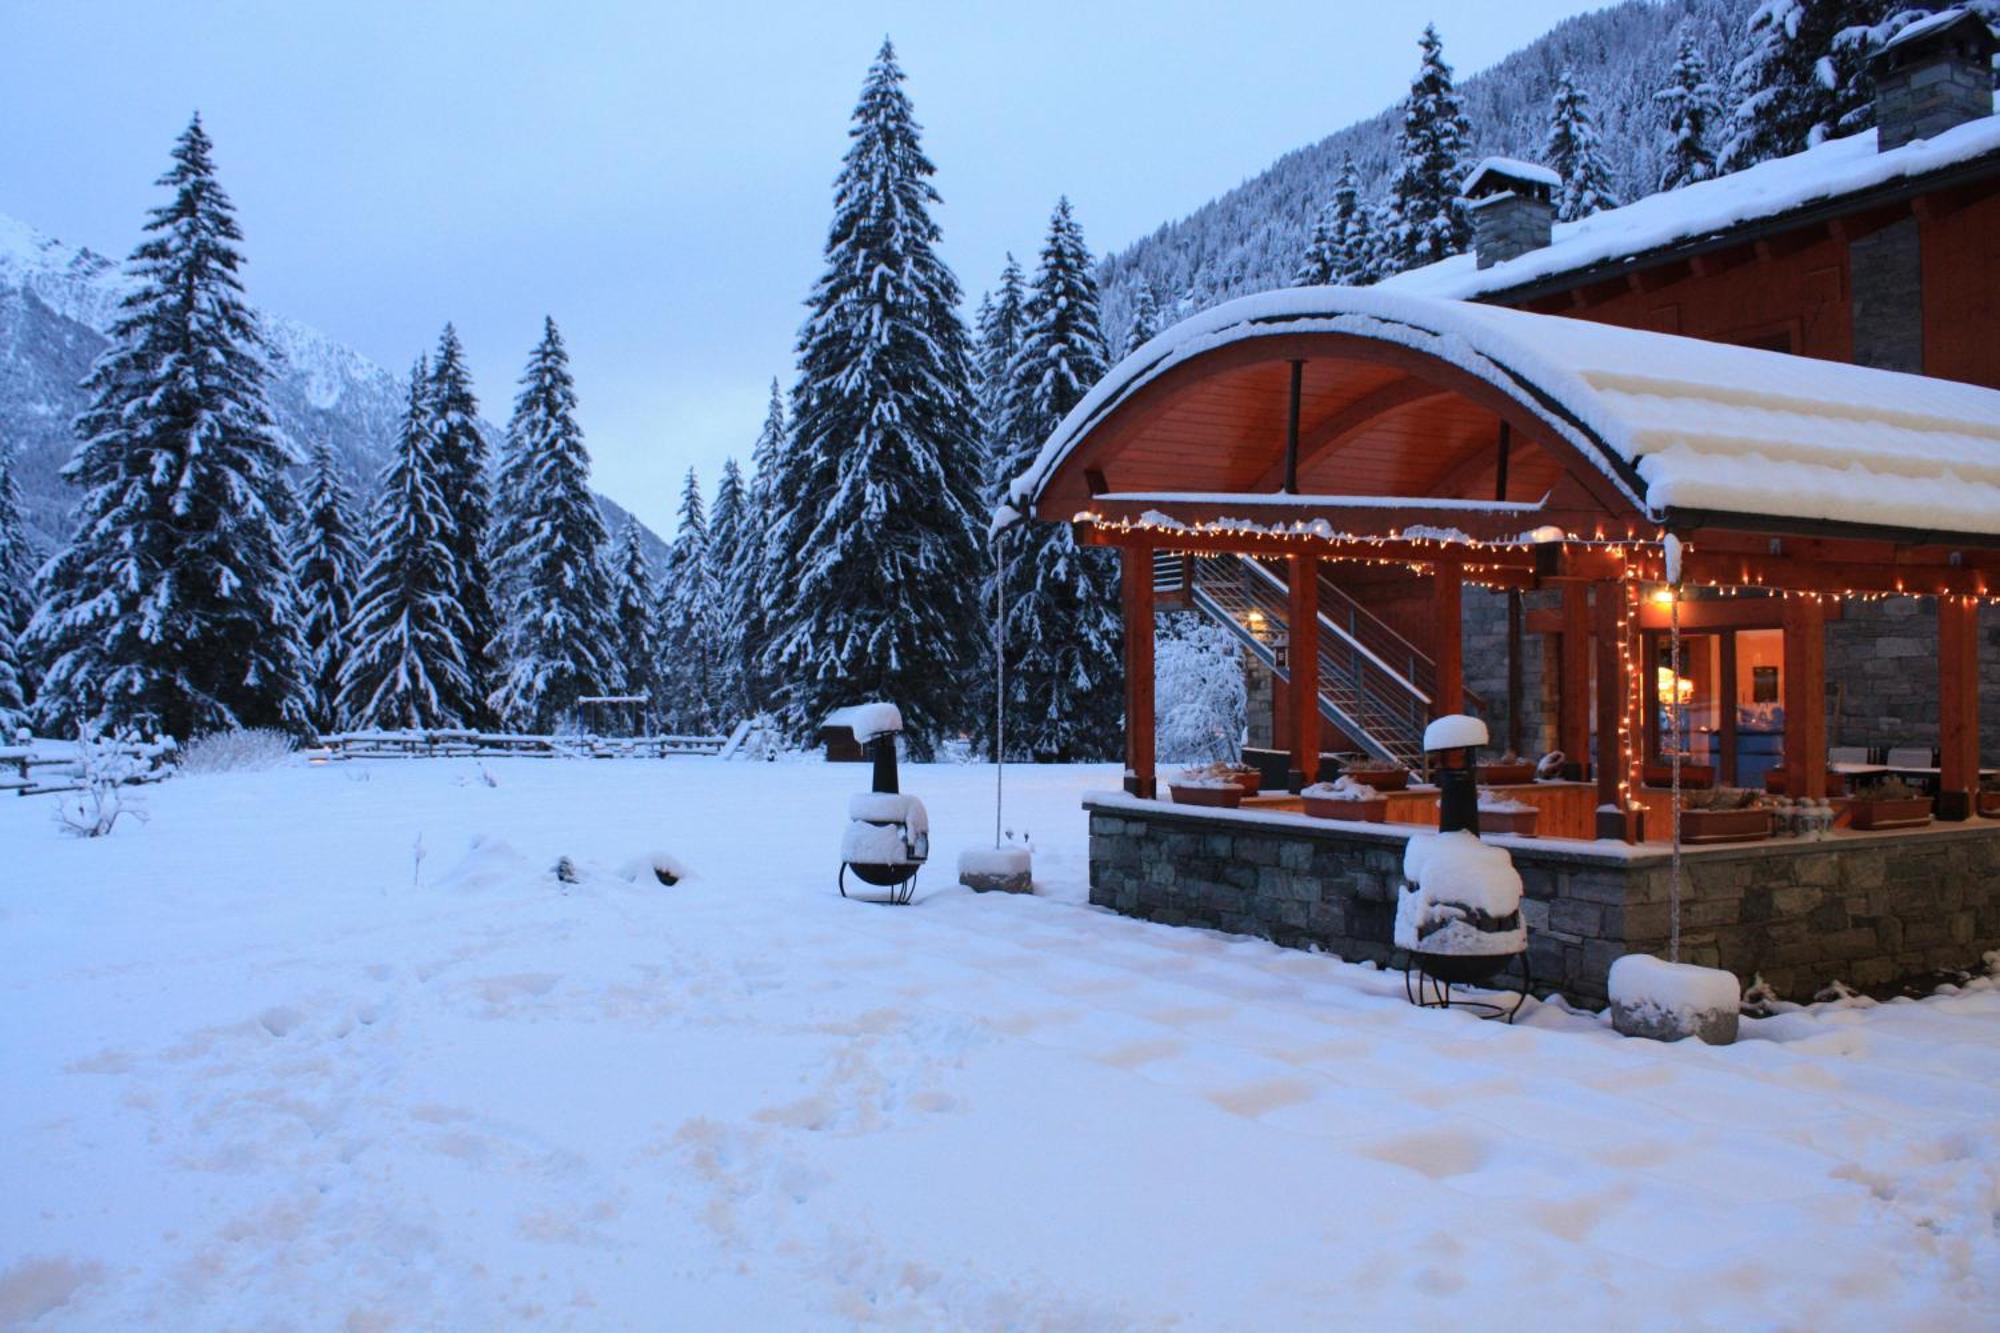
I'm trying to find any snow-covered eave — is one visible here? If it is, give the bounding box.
[998,291,1655,531]
[1386,116,2000,307]
[1657,503,2000,552]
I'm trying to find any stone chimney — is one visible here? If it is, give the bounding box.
[1872,8,1997,152]
[1462,157,1559,270]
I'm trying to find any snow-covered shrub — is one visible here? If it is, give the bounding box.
[178,727,295,774]
[1155,613,1246,764]
[53,728,149,838]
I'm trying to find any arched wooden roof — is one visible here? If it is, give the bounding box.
[1004,288,2000,544]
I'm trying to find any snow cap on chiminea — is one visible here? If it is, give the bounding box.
[1462,157,1559,270]
[823,702,905,793]
[1872,8,1997,152]
[1424,713,1490,834]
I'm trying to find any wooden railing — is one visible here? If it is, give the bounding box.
[314,729,732,760]
[0,738,178,798]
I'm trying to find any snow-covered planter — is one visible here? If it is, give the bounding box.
[1475,754,1537,786]
[1180,760,1261,794]
[1301,776,1387,823]
[1679,788,1773,843]
[958,845,1033,894]
[1608,954,1741,1045]
[1168,775,1244,808]
[1476,790,1539,836]
[1337,763,1409,792]
[1395,831,1527,981]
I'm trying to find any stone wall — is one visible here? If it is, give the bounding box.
[1826,599,2000,763]
[1462,587,1555,756]
[1087,798,2000,1005]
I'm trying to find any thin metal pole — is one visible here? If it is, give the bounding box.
[1669,570,1683,964]
[993,530,1007,848]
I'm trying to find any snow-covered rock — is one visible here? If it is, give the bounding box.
[957,845,1033,894]
[1609,954,1742,1045]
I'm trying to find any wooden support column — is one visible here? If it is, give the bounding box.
[1594,581,1627,816]
[1560,583,1591,778]
[1288,554,1321,789]
[1120,546,1156,797]
[1718,631,1740,787]
[1432,562,1463,719]
[1937,596,1980,821]
[1781,597,1827,801]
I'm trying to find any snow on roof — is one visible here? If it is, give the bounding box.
[1883,6,1989,52]
[1380,109,2000,304]
[1463,156,1560,194]
[1006,286,2000,539]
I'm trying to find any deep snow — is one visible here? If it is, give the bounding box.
[2,756,1996,1328]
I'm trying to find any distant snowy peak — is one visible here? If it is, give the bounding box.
[0,211,125,334]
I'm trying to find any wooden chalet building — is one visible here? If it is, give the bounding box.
[1000,16,2000,1003]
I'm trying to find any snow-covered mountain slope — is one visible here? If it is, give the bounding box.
[1095,0,1759,343]
[0,209,663,561]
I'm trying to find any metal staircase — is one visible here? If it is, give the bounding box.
[1156,552,1470,768]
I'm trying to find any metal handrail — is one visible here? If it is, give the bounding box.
[1229,557,1429,702]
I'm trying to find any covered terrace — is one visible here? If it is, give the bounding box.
[1000,289,2000,999]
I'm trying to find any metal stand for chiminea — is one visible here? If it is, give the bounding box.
[838,733,926,906]
[1401,717,1532,1023]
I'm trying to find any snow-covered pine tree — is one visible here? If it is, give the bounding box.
[762,39,987,756]
[336,360,478,731]
[1309,154,1380,286]
[488,318,618,732]
[1721,0,1892,171]
[1124,281,1161,355]
[706,455,750,721]
[732,380,787,714]
[29,115,308,740]
[0,448,28,733]
[1656,32,1724,189]
[1295,201,1340,287]
[427,323,500,728]
[1545,71,1620,221]
[292,439,362,732]
[1385,24,1474,272]
[976,255,1028,508]
[658,467,719,732]
[998,197,1122,762]
[609,518,663,733]
[0,447,35,704]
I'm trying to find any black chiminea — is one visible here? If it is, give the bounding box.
[1398,714,1532,1020]
[830,704,929,905]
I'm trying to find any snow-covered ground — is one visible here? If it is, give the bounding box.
[2,757,1996,1328]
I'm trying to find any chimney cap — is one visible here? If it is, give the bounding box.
[1462,157,1560,203]
[1875,7,1996,71]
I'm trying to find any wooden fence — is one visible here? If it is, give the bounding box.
[314,727,737,760]
[0,739,179,798]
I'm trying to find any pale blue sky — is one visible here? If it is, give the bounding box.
[1,1,1609,535]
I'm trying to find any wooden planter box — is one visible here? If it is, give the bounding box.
[1169,783,1244,809]
[1477,763,1538,786]
[1339,767,1409,792]
[1677,807,1772,844]
[1477,806,1540,836]
[1302,794,1389,823]
[1644,762,1715,789]
[1978,791,2000,818]
[1220,768,1262,795]
[1849,797,1934,831]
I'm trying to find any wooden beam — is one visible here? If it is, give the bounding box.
[1560,583,1592,779]
[1781,598,1827,801]
[1433,563,1463,720]
[1121,548,1156,797]
[1937,596,1980,820]
[1288,555,1321,787]
[1249,376,1451,490]
[1550,545,2000,598]
[1636,597,1843,631]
